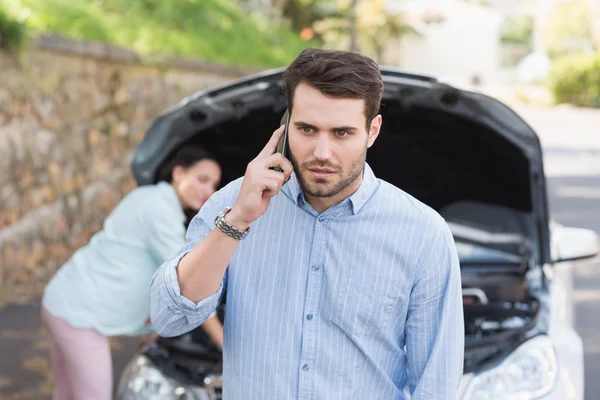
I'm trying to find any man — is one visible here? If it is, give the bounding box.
[150,49,464,399]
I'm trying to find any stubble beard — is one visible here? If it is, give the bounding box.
[290,149,367,199]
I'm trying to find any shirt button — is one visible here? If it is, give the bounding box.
[312,265,320,271]
[303,364,310,371]
[317,216,325,222]
[307,314,313,321]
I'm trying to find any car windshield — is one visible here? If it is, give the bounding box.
[455,240,523,264]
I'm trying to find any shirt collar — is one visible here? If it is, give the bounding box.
[282,162,379,215]
[348,163,379,215]
[283,170,303,206]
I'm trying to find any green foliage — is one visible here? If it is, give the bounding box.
[0,5,28,53]
[462,0,489,5]
[4,0,316,67]
[545,0,595,58]
[546,52,600,108]
[282,0,345,33]
[501,15,533,47]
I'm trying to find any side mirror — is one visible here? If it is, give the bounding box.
[553,226,600,263]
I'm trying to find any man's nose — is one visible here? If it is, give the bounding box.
[313,133,332,160]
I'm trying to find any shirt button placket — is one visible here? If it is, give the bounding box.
[299,214,327,398]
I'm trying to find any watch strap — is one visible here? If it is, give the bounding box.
[214,207,250,240]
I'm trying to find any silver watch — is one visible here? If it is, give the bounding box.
[214,207,250,240]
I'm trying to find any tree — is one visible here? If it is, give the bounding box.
[588,0,600,51]
[545,0,595,57]
[349,0,359,51]
[501,15,534,48]
[313,0,419,61]
[355,0,420,62]
[277,0,343,33]
[0,6,28,54]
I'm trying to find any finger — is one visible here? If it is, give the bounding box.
[264,154,293,184]
[280,158,294,183]
[258,172,285,197]
[263,169,287,185]
[261,177,284,198]
[257,125,286,159]
[260,153,293,172]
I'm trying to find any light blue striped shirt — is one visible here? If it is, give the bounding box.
[150,163,464,399]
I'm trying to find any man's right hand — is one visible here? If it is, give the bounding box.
[173,125,294,305]
[227,125,293,229]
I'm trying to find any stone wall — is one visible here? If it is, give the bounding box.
[0,35,252,306]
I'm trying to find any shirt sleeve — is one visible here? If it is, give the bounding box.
[149,189,228,338]
[405,221,464,399]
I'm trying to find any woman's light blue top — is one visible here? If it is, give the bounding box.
[43,182,186,336]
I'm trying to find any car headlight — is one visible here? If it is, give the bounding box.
[463,335,558,400]
[116,354,203,400]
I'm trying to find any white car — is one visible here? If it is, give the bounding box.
[118,67,600,400]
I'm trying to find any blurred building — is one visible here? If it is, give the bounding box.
[384,0,504,85]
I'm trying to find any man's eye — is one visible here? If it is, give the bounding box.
[301,127,312,133]
[336,130,348,137]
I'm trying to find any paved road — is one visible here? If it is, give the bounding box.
[0,105,599,399]
[0,303,139,399]
[517,103,600,399]
[544,154,600,400]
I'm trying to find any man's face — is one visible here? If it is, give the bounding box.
[287,83,382,206]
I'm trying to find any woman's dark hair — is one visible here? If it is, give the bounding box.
[156,144,219,227]
[156,145,218,183]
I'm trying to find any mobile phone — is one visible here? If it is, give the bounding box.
[272,109,290,173]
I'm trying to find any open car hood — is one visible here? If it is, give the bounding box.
[130,67,551,266]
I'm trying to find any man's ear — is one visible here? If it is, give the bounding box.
[367,114,382,148]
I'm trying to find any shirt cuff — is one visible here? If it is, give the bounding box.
[163,250,224,325]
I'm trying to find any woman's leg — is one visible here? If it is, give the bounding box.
[41,307,113,400]
[42,307,72,400]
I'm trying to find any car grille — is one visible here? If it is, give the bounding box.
[204,375,223,400]
[208,386,222,400]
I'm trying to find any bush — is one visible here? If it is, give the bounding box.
[501,15,534,47]
[546,53,600,108]
[544,0,594,58]
[0,6,28,53]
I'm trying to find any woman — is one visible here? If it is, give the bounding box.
[41,145,223,400]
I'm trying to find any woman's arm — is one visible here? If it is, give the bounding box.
[201,313,224,350]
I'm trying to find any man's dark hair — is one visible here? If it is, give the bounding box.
[283,49,384,128]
